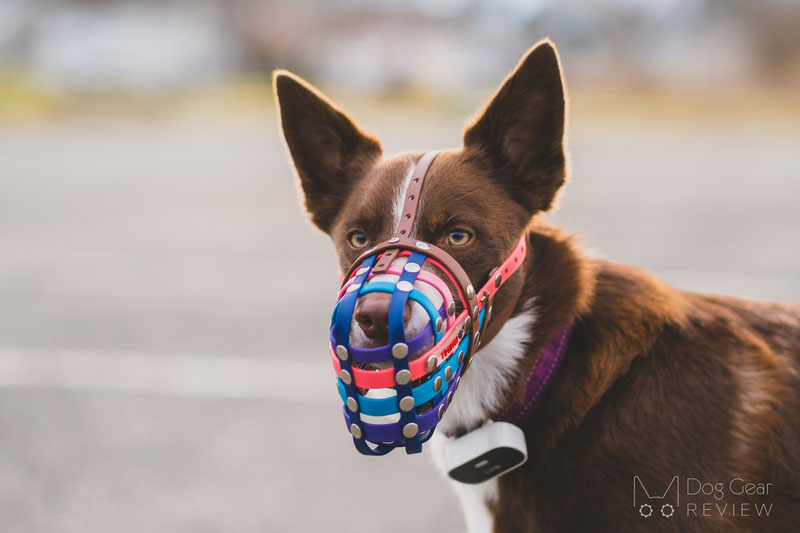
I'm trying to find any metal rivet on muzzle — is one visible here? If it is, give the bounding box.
[404,262,420,273]
[444,366,453,381]
[402,423,419,438]
[396,281,413,292]
[466,285,475,300]
[457,350,464,365]
[426,355,438,373]
[435,317,443,333]
[437,404,445,419]
[350,423,362,439]
[415,241,430,250]
[474,332,481,348]
[340,369,353,385]
[395,369,411,385]
[335,345,349,361]
[487,306,493,323]
[455,376,461,390]
[346,283,361,293]
[399,396,415,412]
[447,391,454,406]
[433,376,443,392]
[346,397,358,412]
[448,301,456,316]
[392,343,408,359]
[495,273,502,287]
[356,266,370,276]
[464,316,472,332]
[389,237,400,243]
[472,305,479,321]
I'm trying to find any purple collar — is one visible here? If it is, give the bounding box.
[498,320,573,424]
[446,320,573,438]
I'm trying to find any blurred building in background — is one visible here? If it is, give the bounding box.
[1,0,799,99]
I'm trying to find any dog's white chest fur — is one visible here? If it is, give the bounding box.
[429,304,537,533]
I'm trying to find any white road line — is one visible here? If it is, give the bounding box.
[0,348,336,402]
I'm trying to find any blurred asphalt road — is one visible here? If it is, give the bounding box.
[0,95,798,532]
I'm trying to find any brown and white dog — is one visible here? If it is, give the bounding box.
[273,40,800,532]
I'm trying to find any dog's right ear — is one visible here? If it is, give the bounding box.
[273,71,382,233]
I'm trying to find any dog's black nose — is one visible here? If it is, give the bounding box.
[354,293,411,342]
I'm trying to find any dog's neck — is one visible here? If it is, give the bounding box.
[505,219,689,457]
[439,219,594,436]
[511,219,594,397]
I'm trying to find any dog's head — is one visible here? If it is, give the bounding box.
[274,39,567,353]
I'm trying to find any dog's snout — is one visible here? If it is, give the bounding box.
[354,293,390,340]
[354,293,411,342]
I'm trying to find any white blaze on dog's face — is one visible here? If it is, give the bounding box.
[274,39,568,355]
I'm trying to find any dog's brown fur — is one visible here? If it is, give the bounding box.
[274,39,800,532]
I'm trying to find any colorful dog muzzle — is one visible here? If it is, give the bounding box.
[329,151,527,456]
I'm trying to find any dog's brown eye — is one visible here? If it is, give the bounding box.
[446,230,472,246]
[347,231,369,249]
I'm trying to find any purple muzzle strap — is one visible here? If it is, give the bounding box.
[446,319,573,437]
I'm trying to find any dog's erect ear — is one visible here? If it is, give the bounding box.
[463,40,566,214]
[273,71,382,233]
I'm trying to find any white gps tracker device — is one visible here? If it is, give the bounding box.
[445,421,528,484]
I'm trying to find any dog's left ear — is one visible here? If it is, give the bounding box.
[463,39,566,214]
